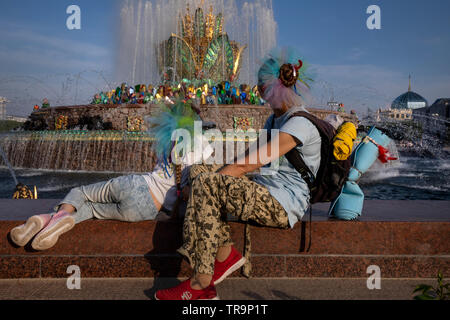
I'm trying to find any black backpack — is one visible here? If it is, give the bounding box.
[270,111,352,204]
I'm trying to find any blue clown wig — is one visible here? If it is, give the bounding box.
[146,99,200,163]
[257,47,313,110]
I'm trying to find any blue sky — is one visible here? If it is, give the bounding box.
[0,0,449,116]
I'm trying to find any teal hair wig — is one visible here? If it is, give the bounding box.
[257,47,313,109]
[146,99,200,162]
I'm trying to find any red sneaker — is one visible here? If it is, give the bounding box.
[155,279,219,300]
[213,246,246,285]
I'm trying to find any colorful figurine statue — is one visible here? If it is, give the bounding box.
[92,94,101,105]
[13,183,36,200]
[42,98,50,109]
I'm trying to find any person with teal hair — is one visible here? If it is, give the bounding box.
[155,47,321,300]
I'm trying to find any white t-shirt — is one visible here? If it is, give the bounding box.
[142,135,214,211]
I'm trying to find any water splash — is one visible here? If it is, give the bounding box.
[0,144,18,185]
[116,0,277,85]
[0,131,157,173]
[362,114,449,159]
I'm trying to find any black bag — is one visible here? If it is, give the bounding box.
[271,111,352,204]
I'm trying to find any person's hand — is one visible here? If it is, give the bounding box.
[182,186,190,201]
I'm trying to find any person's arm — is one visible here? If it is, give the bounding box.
[218,132,300,178]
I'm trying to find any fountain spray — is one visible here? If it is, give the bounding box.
[0,144,38,199]
[0,144,18,186]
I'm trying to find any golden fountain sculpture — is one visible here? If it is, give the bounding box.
[159,5,247,83]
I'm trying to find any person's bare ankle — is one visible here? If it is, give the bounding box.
[190,275,212,290]
[216,246,232,263]
[58,204,76,215]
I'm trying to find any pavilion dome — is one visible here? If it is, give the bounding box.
[391,77,428,110]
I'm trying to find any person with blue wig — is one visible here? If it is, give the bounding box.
[9,101,213,251]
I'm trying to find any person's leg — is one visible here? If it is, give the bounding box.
[188,164,224,184]
[52,183,107,224]
[102,175,158,222]
[24,178,116,250]
[54,178,120,222]
[56,175,158,223]
[178,172,289,289]
[31,175,157,250]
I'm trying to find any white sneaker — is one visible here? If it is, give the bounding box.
[10,214,53,247]
[31,211,75,251]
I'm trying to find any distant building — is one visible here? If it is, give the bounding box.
[327,101,340,111]
[327,101,347,115]
[5,115,28,123]
[377,76,428,121]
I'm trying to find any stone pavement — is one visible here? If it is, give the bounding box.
[0,278,436,300]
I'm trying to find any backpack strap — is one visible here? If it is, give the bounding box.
[284,147,315,190]
[269,111,321,191]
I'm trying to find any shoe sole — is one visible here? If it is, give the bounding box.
[31,216,75,251]
[10,216,47,247]
[214,257,246,286]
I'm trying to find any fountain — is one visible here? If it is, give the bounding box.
[158,5,247,82]
[354,111,450,201]
[362,112,449,158]
[0,143,38,199]
[116,0,277,85]
[0,131,157,173]
[0,144,18,186]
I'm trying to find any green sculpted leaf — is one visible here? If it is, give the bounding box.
[194,8,205,39]
[163,36,196,81]
[203,35,234,78]
[214,13,223,37]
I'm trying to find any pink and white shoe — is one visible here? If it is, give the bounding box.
[10,214,53,247]
[31,211,75,251]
